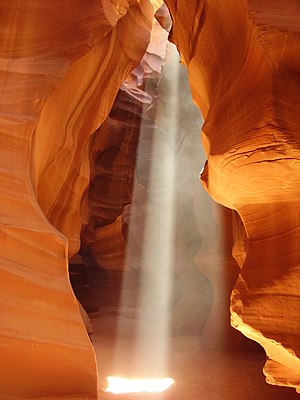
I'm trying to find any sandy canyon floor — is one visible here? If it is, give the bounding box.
[90,313,299,400]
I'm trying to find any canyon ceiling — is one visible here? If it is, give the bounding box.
[0,0,299,399]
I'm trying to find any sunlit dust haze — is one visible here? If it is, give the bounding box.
[87,24,210,396]
[109,41,182,382]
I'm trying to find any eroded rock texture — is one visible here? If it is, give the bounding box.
[165,0,300,392]
[2,0,300,397]
[0,1,153,398]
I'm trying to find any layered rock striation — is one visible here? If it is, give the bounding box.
[0,1,153,398]
[1,0,300,397]
[165,0,300,392]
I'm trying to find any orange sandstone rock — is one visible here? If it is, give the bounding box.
[0,1,153,398]
[2,0,300,397]
[165,0,300,392]
[81,16,169,271]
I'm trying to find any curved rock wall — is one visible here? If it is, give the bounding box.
[80,14,170,273]
[164,0,300,392]
[0,1,153,398]
[82,89,142,271]
[2,0,300,397]
[33,1,153,258]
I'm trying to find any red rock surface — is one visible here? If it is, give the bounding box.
[0,1,153,399]
[165,0,300,392]
[1,0,300,398]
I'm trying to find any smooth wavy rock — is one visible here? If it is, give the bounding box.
[165,0,300,392]
[81,17,169,271]
[80,89,143,271]
[0,1,153,399]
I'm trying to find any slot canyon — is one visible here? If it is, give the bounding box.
[0,1,300,399]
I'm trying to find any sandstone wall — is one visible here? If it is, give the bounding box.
[165,0,300,392]
[0,1,153,398]
[1,0,300,397]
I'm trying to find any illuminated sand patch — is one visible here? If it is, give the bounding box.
[105,376,175,394]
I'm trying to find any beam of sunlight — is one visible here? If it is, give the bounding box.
[105,376,175,394]
[105,42,181,390]
[132,42,179,376]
